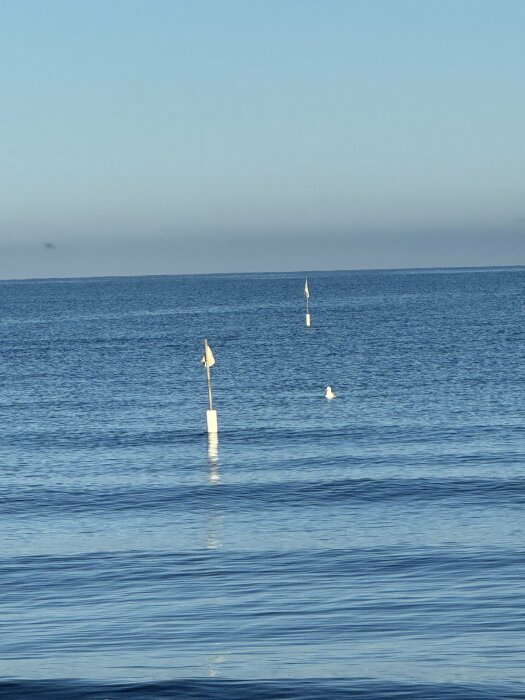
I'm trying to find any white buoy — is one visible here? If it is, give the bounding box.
[304,278,311,327]
[206,409,218,434]
[325,385,335,399]
[201,339,218,434]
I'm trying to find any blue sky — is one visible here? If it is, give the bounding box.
[1,0,524,278]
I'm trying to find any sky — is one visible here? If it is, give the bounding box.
[1,0,524,279]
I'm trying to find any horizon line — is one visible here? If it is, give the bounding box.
[1,263,524,285]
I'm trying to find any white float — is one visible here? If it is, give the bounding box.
[304,278,311,327]
[206,408,218,434]
[201,339,218,434]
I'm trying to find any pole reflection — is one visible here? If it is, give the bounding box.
[204,433,227,675]
[207,433,220,484]
[206,433,222,549]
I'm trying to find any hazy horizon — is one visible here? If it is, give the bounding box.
[1,0,524,279]
[1,246,524,284]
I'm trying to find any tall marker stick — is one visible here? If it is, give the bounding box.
[202,338,218,434]
[304,278,311,327]
[204,339,213,410]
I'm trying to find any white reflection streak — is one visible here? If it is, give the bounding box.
[204,435,225,676]
[208,654,226,677]
[206,433,222,549]
[207,433,220,484]
[206,513,222,551]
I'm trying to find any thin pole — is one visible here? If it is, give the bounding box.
[305,278,310,326]
[305,278,309,315]
[204,338,213,411]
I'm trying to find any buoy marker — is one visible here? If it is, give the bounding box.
[201,338,218,434]
[304,278,311,327]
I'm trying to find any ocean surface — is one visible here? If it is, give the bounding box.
[1,267,524,699]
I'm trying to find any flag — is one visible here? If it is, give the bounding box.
[201,344,216,368]
[304,279,309,299]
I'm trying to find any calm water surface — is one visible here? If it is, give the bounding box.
[0,268,524,698]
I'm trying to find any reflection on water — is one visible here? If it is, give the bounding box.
[205,513,223,551]
[207,433,220,484]
[206,434,222,550]
[205,434,225,675]
[208,654,226,677]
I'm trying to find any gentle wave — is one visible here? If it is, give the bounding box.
[1,678,525,699]
[3,546,524,588]
[3,477,525,516]
[2,424,523,450]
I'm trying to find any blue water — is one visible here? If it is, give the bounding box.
[1,268,524,699]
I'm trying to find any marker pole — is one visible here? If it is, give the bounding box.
[204,338,218,434]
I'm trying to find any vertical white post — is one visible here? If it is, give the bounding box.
[204,338,218,434]
[206,408,218,434]
[204,339,213,411]
[305,278,311,326]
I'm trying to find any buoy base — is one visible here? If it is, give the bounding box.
[306,313,311,327]
[206,409,218,434]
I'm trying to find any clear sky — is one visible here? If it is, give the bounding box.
[1,0,524,278]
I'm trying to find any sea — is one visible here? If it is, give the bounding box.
[0,267,524,699]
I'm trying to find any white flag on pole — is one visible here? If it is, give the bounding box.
[201,344,216,368]
[304,279,310,299]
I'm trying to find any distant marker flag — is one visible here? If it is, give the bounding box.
[202,339,217,430]
[304,278,311,326]
[201,344,216,368]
